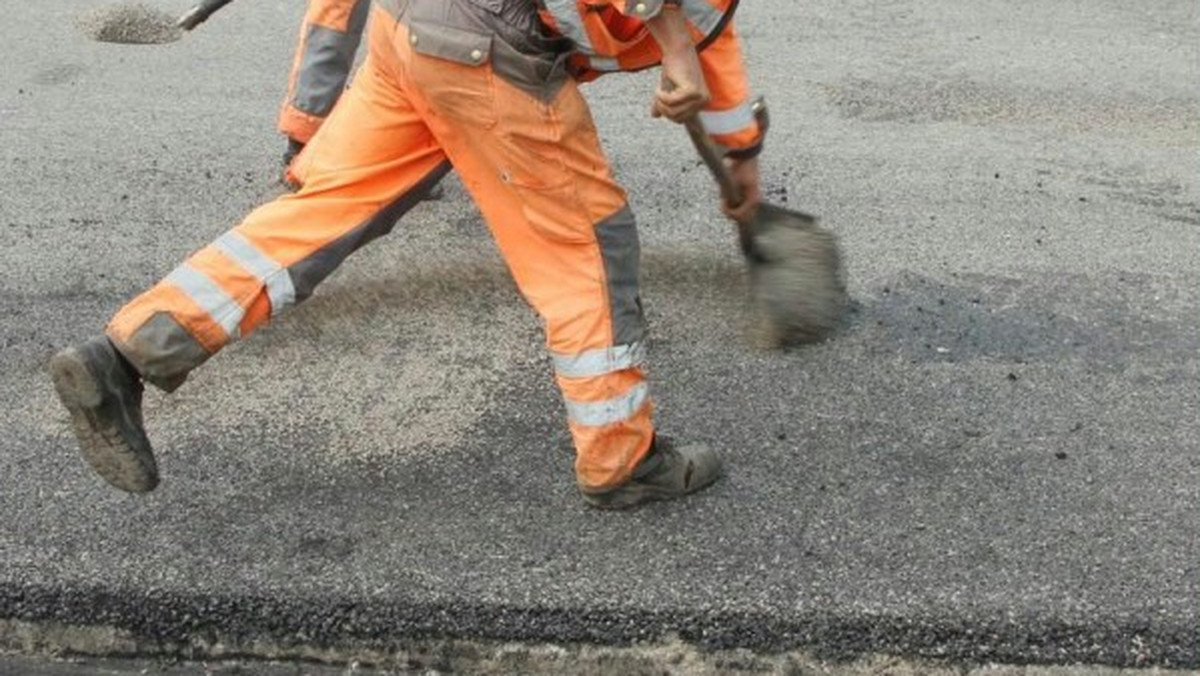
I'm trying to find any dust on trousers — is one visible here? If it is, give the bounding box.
[108,0,658,491]
[279,0,370,145]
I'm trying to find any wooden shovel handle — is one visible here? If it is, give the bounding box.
[683,117,744,209]
[683,116,760,256]
[661,75,744,207]
[177,0,237,30]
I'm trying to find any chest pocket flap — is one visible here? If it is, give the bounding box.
[409,21,493,66]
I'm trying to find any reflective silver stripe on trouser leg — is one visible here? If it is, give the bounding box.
[552,342,646,379]
[164,265,244,341]
[293,0,371,116]
[119,263,246,390]
[554,205,649,426]
[565,382,650,427]
[213,231,297,316]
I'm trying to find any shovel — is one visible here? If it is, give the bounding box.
[176,0,238,30]
[682,103,847,347]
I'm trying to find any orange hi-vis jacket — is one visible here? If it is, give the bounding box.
[538,0,764,158]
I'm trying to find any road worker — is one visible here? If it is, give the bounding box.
[49,0,764,510]
[278,0,369,168]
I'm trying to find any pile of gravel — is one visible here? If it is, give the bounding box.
[77,2,182,44]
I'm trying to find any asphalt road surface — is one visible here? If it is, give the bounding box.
[1,0,1197,671]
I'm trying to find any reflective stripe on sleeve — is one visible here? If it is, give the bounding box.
[680,0,724,35]
[588,55,621,71]
[552,342,646,379]
[541,0,620,70]
[164,264,243,340]
[565,382,650,427]
[699,102,755,135]
[213,232,297,316]
[542,0,597,55]
[624,0,663,17]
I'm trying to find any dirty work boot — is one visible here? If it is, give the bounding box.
[49,336,158,493]
[581,438,722,510]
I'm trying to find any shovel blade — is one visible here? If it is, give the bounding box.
[742,202,847,347]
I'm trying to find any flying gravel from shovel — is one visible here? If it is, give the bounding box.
[78,0,236,45]
[684,101,847,347]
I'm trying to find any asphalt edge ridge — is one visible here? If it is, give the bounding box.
[0,582,1196,670]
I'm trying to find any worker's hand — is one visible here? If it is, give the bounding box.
[721,155,761,224]
[645,6,710,122]
[652,51,710,122]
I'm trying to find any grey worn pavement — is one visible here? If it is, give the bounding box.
[1,0,1198,671]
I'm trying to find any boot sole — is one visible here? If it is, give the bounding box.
[584,471,721,511]
[49,349,158,494]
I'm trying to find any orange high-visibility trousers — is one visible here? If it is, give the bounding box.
[278,0,370,145]
[108,4,654,491]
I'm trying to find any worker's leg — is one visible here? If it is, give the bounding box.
[381,18,659,493]
[109,7,448,392]
[53,6,447,493]
[278,0,370,154]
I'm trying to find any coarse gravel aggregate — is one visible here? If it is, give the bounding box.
[76,3,182,45]
[2,0,1198,672]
